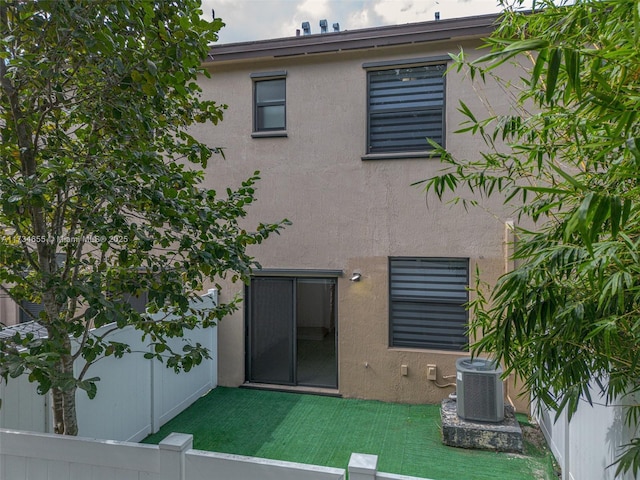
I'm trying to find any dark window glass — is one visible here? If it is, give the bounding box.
[255,79,286,131]
[19,300,44,323]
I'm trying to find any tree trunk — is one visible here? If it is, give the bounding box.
[52,387,64,434]
[49,328,79,435]
[60,343,78,435]
[52,389,79,435]
[61,385,78,435]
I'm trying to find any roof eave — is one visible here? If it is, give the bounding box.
[204,13,501,64]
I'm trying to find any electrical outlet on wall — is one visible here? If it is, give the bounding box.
[427,364,437,381]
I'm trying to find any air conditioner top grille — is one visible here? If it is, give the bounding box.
[456,357,502,374]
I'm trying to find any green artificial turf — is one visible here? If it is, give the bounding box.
[143,387,557,480]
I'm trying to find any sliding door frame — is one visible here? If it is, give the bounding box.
[245,269,341,388]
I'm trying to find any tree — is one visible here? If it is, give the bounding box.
[420,0,640,474]
[0,0,287,435]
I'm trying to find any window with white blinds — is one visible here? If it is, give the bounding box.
[389,257,468,351]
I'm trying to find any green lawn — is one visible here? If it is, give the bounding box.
[143,387,557,480]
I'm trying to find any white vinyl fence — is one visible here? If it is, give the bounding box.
[536,384,637,480]
[0,292,218,442]
[0,429,432,480]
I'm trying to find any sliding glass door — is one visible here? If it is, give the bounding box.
[247,277,337,388]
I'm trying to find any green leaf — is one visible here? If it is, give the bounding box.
[474,38,549,66]
[610,197,621,238]
[549,163,585,190]
[146,59,157,77]
[564,48,581,100]
[545,48,562,104]
[531,48,547,89]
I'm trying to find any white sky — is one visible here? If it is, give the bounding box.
[201,0,510,44]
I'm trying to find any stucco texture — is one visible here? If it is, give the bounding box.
[193,36,528,412]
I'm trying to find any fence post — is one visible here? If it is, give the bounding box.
[348,453,378,480]
[159,432,193,480]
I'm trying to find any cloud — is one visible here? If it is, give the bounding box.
[201,0,504,44]
[347,8,373,30]
[373,0,435,23]
[371,0,502,24]
[296,0,330,18]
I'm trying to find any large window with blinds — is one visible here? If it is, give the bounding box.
[389,257,468,351]
[366,62,445,154]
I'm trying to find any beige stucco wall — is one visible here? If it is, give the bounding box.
[191,38,529,412]
[0,291,19,326]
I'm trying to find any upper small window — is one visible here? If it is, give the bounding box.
[253,77,286,133]
[366,63,445,155]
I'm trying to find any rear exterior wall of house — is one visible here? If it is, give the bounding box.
[192,16,529,412]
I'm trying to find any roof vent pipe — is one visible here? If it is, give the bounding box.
[320,19,328,33]
[296,29,300,36]
[333,22,340,32]
[302,21,311,35]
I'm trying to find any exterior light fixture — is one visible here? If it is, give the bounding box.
[350,272,362,282]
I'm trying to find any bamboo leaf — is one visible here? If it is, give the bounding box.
[531,48,547,89]
[610,196,621,238]
[549,163,585,190]
[546,48,562,104]
[473,39,549,68]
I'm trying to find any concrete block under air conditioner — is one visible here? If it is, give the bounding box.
[441,399,523,453]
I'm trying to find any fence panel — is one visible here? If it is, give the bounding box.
[1,429,450,480]
[536,403,566,476]
[567,391,635,480]
[0,373,48,433]
[149,295,218,432]
[74,325,155,442]
[0,429,348,480]
[185,450,345,480]
[0,291,218,442]
[377,474,435,480]
[537,384,637,480]
[0,429,160,480]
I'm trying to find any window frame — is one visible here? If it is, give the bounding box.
[363,56,448,160]
[251,71,287,137]
[388,256,469,351]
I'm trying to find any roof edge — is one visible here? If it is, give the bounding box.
[205,13,501,63]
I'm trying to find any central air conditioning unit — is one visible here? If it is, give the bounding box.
[456,357,504,423]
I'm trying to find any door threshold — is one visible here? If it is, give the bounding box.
[240,382,341,398]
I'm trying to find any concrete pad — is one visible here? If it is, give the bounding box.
[441,399,523,453]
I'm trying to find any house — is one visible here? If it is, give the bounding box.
[192,13,527,411]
